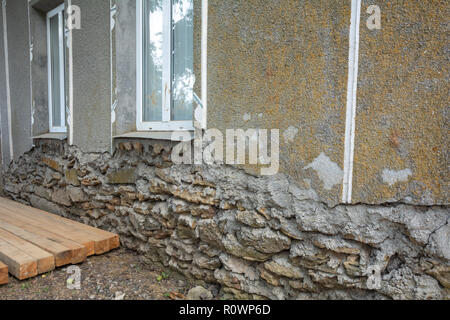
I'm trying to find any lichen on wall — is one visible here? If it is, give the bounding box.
[206,0,449,206]
[353,0,449,205]
[207,0,351,206]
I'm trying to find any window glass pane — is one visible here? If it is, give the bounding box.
[172,0,194,121]
[143,0,164,122]
[50,14,62,127]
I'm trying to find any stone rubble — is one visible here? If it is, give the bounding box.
[2,139,449,300]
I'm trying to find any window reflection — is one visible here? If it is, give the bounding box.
[143,0,163,121]
[142,0,193,123]
[172,0,194,121]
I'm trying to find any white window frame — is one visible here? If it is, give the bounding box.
[47,4,66,133]
[136,0,194,132]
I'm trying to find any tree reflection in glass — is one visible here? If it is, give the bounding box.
[143,0,193,123]
[172,0,193,121]
[143,0,163,121]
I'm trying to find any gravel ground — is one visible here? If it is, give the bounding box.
[0,248,216,300]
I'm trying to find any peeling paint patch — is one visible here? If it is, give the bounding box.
[381,168,412,186]
[304,153,344,191]
[283,126,298,143]
[243,113,251,121]
[111,4,117,31]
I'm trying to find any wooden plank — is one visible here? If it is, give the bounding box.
[0,204,96,256]
[0,261,8,285]
[0,217,85,266]
[0,228,54,275]
[0,237,37,280]
[0,197,119,254]
[0,209,90,263]
[3,197,120,251]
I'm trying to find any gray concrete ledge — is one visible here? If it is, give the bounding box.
[33,133,67,141]
[113,131,194,141]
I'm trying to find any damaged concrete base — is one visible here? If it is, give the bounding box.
[2,139,449,300]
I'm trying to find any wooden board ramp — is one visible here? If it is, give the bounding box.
[0,197,119,281]
[0,261,8,285]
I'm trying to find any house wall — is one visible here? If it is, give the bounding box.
[0,0,448,300]
[3,139,449,299]
[29,5,50,137]
[0,2,11,168]
[206,0,449,206]
[352,0,449,205]
[113,0,138,136]
[3,0,32,161]
[68,0,111,153]
[207,0,351,206]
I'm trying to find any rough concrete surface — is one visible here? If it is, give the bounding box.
[0,0,448,301]
[69,0,111,153]
[207,0,351,206]
[3,139,448,300]
[30,5,50,137]
[4,0,33,161]
[353,0,449,205]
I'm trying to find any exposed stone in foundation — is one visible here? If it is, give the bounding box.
[2,140,449,300]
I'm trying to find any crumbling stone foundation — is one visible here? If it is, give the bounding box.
[2,139,449,300]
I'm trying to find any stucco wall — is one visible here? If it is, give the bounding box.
[0,0,447,205]
[114,0,136,136]
[207,0,351,206]
[1,0,66,163]
[29,5,50,137]
[0,3,12,167]
[206,0,449,206]
[353,0,449,205]
[4,0,33,161]
[69,0,111,153]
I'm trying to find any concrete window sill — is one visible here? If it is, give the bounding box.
[113,131,194,141]
[33,132,67,141]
